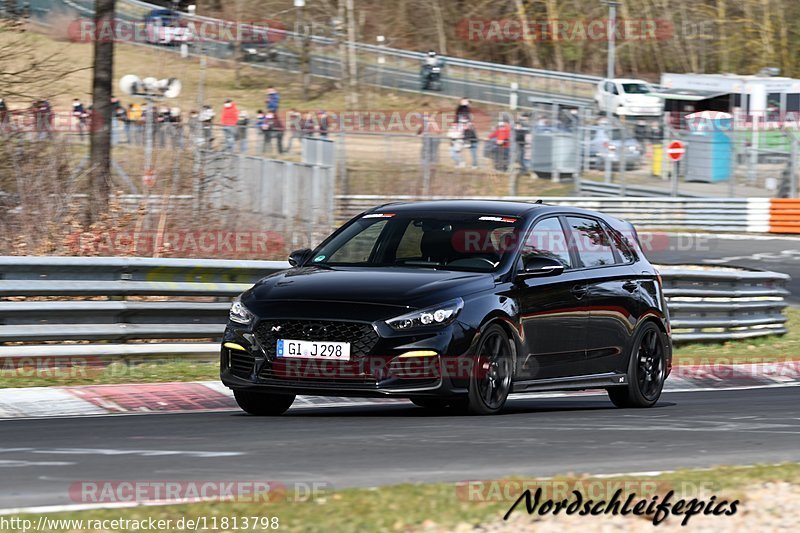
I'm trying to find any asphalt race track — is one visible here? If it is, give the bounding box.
[644,233,800,303]
[1,386,799,510]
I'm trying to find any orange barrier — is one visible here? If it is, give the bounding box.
[769,199,800,233]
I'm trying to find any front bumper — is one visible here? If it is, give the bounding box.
[219,319,475,398]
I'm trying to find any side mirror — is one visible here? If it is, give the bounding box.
[518,255,565,278]
[288,248,313,267]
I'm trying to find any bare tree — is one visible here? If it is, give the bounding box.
[0,19,87,100]
[89,0,115,221]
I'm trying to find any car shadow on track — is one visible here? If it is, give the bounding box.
[269,399,678,418]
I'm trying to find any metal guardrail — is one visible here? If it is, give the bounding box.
[579,182,705,198]
[0,257,789,360]
[335,195,772,232]
[659,267,790,342]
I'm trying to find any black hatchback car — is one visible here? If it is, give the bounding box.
[221,200,671,415]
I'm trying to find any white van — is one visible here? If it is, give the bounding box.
[595,78,663,117]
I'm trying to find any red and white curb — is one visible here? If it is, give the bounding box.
[0,362,798,419]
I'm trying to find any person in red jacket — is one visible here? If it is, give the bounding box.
[220,99,239,151]
[488,120,511,171]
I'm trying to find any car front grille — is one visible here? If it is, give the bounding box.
[258,359,379,387]
[229,350,256,378]
[254,320,379,359]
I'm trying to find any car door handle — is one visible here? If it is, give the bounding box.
[571,285,588,299]
[622,280,638,292]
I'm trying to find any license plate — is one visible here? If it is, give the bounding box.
[276,339,351,361]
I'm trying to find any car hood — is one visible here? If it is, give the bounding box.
[247,266,495,309]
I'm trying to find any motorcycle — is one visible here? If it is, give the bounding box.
[420,62,443,91]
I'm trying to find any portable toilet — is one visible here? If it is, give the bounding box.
[684,111,732,182]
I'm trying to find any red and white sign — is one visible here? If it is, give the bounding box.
[667,140,686,161]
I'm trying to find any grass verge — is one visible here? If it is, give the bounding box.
[2,463,799,532]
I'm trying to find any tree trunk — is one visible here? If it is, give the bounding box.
[430,0,448,56]
[512,0,540,68]
[89,0,115,221]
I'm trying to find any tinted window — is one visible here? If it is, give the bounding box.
[567,217,616,268]
[328,220,388,263]
[521,217,572,269]
[315,213,524,272]
[606,224,637,263]
[621,83,651,94]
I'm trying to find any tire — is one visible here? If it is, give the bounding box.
[233,390,295,416]
[459,324,515,415]
[607,322,667,408]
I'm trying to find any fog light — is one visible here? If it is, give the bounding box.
[397,350,438,358]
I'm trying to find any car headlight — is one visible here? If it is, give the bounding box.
[386,298,464,331]
[229,297,254,325]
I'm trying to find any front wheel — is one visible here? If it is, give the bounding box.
[233,390,295,415]
[460,324,514,415]
[607,322,667,408]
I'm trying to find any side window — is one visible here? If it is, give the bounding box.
[566,217,616,268]
[395,222,424,260]
[611,84,619,95]
[606,225,637,263]
[521,217,572,269]
[328,220,388,263]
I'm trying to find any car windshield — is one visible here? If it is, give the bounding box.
[621,83,651,94]
[311,213,524,272]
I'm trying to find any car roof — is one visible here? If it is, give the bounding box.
[367,200,632,227]
[370,200,545,217]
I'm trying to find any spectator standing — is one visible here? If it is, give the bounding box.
[0,98,8,133]
[220,99,239,152]
[156,105,170,148]
[237,110,249,153]
[72,98,87,137]
[272,111,285,154]
[447,120,465,168]
[128,103,142,144]
[418,115,441,166]
[514,116,530,173]
[199,105,215,148]
[301,111,316,138]
[285,108,302,151]
[488,120,511,171]
[317,110,329,138]
[256,110,269,153]
[455,97,471,123]
[463,120,479,169]
[169,106,182,148]
[266,87,280,113]
[188,109,203,147]
[110,97,125,144]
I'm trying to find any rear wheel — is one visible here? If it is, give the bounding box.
[459,324,514,415]
[233,390,295,416]
[608,322,667,408]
